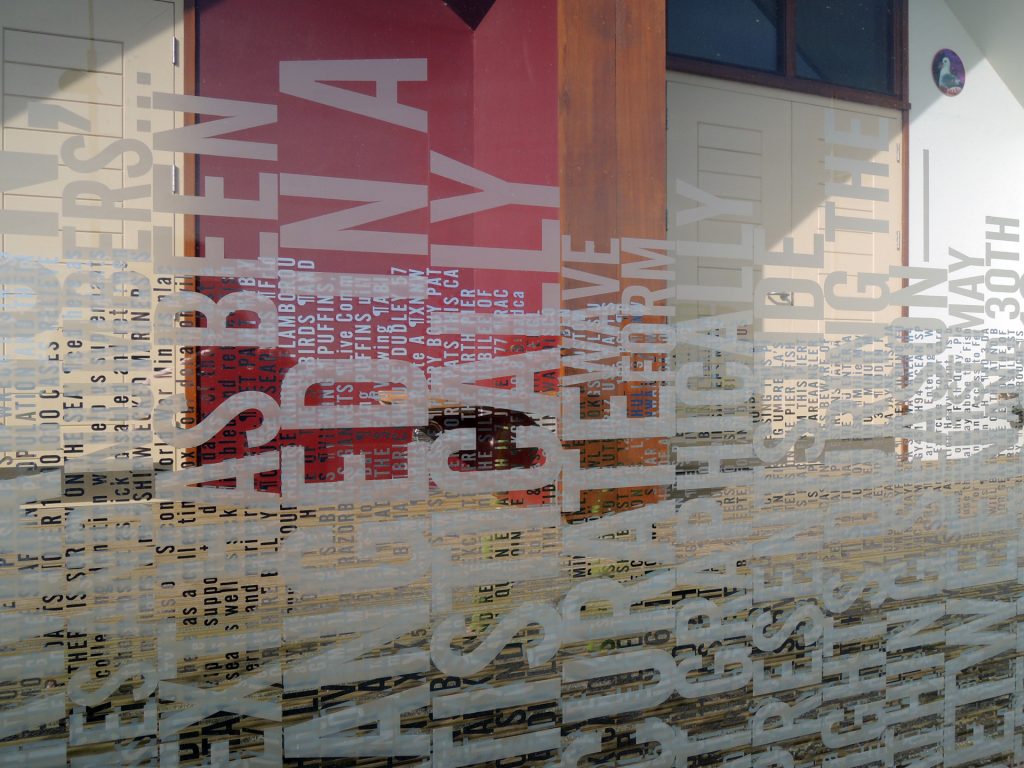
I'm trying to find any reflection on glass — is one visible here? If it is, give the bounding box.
[3,1,1024,766]
[796,0,894,93]
[667,0,780,72]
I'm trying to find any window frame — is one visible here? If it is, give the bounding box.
[666,0,908,110]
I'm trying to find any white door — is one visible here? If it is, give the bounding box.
[0,0,182,465]
[1,0,181,258]
[668,72,902,338]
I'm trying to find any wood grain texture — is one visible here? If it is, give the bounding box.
[559,0,618,281]
[559,0,669,516]
[616,0,665,240]
[558,0,665,297]
[558,0,666,308]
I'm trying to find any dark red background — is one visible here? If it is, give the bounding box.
[192,0,559,492]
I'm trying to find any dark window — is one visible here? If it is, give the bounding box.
[667,0,904,104]
[796,0,893,93]
[667,0,781,73]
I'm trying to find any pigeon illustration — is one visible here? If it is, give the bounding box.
[938,56,962,91]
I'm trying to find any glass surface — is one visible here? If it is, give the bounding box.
[668,0,781,72]
[796,0,894,92]
[1,1,1022,766]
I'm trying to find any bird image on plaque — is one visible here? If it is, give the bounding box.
[933,47,965,95]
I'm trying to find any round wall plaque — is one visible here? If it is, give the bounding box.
[933,49,965,96]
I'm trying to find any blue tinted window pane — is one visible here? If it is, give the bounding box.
[796,0,893,93]
[667,0,780,72]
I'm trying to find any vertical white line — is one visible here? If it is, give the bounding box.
[922,148,930,262]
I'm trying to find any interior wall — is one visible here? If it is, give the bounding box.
[908,0,1024,330]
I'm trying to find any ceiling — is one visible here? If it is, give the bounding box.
[947,0,1024,108]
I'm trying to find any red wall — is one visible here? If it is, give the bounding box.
[193,0,558,487]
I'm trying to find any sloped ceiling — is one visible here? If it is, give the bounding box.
[946,0,1024,108]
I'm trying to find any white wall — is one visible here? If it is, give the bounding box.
[946,0,1024,110]
[908,0,1024,331]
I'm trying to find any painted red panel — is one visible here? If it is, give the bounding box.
[194,0,558,491]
